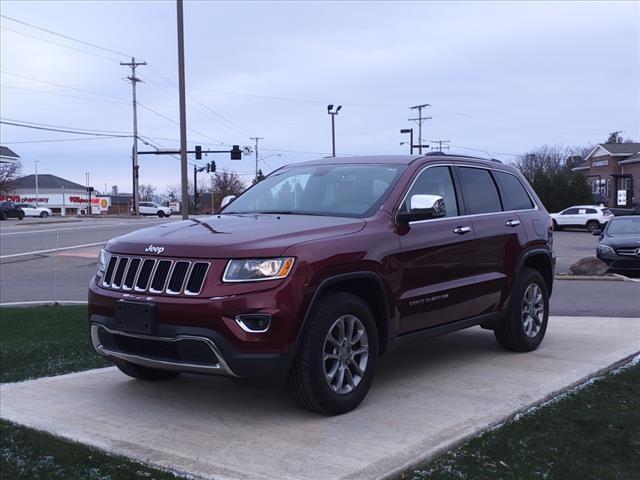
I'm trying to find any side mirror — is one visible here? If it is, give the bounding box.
[397,194,446,224]
[220,195,236,209]
[592,229,602,236]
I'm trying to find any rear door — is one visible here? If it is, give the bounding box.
[455,166,530,316]
[395,164,476,334]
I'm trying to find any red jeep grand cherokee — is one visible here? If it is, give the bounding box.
[89,154,554,414]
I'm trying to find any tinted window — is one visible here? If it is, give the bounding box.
[585,208,597,214]
[457,167,502,214]
[401,166,459,217]
[494,171,533,211]
[562,208,579,215]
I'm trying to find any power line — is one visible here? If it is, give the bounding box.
[431,140,451,152]
[3,137,130,144]
[0,117,131,135]
[2,85,129,105]
[1,71,128,102]
[0,14,134,59]
[0,120,131,137]
[0,25,121,62]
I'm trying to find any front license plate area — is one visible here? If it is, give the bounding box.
[115,300,156,334]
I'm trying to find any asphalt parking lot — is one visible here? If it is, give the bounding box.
[1,217,637,316]
[1,316,638,480]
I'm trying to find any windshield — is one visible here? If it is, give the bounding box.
[222,164,406,218]
[607,217,640,235]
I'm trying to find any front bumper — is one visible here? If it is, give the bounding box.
[596,251,640,272]
[90,314,294,381]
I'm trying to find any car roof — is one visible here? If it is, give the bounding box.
[567,205,605,208]
[284,153,515,169]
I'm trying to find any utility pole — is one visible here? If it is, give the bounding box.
[176,0,189,220]
[34,160,40,206]
[120,57,146,216]
[431,140,451,152]
[250,136,263,180]
[409,103,431,154]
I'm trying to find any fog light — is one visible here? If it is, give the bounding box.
[235,314,272,333]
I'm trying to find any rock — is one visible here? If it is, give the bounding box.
[569,257,609,276]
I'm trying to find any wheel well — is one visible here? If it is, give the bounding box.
[523,254,553,294]
[320,276,389,355]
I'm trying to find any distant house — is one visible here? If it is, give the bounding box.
[0,146,20,164]
[572,143,640,207]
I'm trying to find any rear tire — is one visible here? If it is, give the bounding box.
[494,268,549,352]
[552,220,562,231]
[586,220,600,232]
[115,360,180,381]
[288,292,378,415]
[40,211,49,218]
[0,211,6,220]
[18,212,24,220]
[157,210,165,218]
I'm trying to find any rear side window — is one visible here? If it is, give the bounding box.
[457,167,502,214]
[585,208,597,214]
[494,171,534,211]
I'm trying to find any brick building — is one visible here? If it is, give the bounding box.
[573,143,640,207]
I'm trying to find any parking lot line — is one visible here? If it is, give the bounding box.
[0,242,106,259]
[0,223,132,236]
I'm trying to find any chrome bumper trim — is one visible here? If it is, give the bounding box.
[90,324,238,377]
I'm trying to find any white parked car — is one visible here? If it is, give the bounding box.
[550,205,613,232]
[136,202,172,217]
[15,203,53,218]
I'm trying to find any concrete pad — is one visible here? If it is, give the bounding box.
[1,316,639,480]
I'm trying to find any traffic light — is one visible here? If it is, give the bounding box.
[206,161,217,173]
[195,145,202,160]
[230,145,242,160]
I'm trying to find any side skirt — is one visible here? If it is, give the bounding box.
[394,311,501,346]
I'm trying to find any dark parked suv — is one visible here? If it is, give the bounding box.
[89,154,554,414]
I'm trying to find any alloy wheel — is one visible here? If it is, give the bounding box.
[323,314,369,395]
[522,283,545,337]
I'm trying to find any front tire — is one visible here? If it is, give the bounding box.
[115,360,180,381]
[288,292,378,415]
[494,268,549,352]
[40,211,49,218]
[18,212,24,220]
[157,210,165,218]
[552,220,562,231]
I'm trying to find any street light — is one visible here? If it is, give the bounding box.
[400,128,414,154]
[327,104,342,157]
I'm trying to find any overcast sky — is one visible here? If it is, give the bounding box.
[1,1,639,194]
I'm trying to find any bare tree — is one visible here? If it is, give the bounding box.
[514,145,573,183]
[0,161,22,195]
[138,183,156,201]
[210,170,246,211]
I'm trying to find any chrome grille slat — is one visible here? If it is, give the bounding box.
[616,248,638,256]
[102,255,209,295]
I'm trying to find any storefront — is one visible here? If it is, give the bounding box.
[573,143,640,208]
[0,174,98,216]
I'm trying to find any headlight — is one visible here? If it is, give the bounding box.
[223,258,295,282]
[97,248,111,273]
[597,244,615,255]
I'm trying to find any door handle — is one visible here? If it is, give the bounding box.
[506,219,521,227]
[453,226,472,234]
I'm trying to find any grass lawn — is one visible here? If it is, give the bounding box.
[0,306,180,479]
[401,360,640,480]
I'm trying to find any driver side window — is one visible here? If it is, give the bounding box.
[401,166,459,217]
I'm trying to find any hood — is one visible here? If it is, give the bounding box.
[601,233,640,248]
[106,214,366,258]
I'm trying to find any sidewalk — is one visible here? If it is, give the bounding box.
[1,316,639,480]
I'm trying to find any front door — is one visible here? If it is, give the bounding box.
[395,165,476,334]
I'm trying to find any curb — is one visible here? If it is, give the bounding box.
[553,273,633,282]
[12,220,83,226]
[0,301,88,308]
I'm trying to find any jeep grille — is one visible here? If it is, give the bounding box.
[102,256,210,295]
